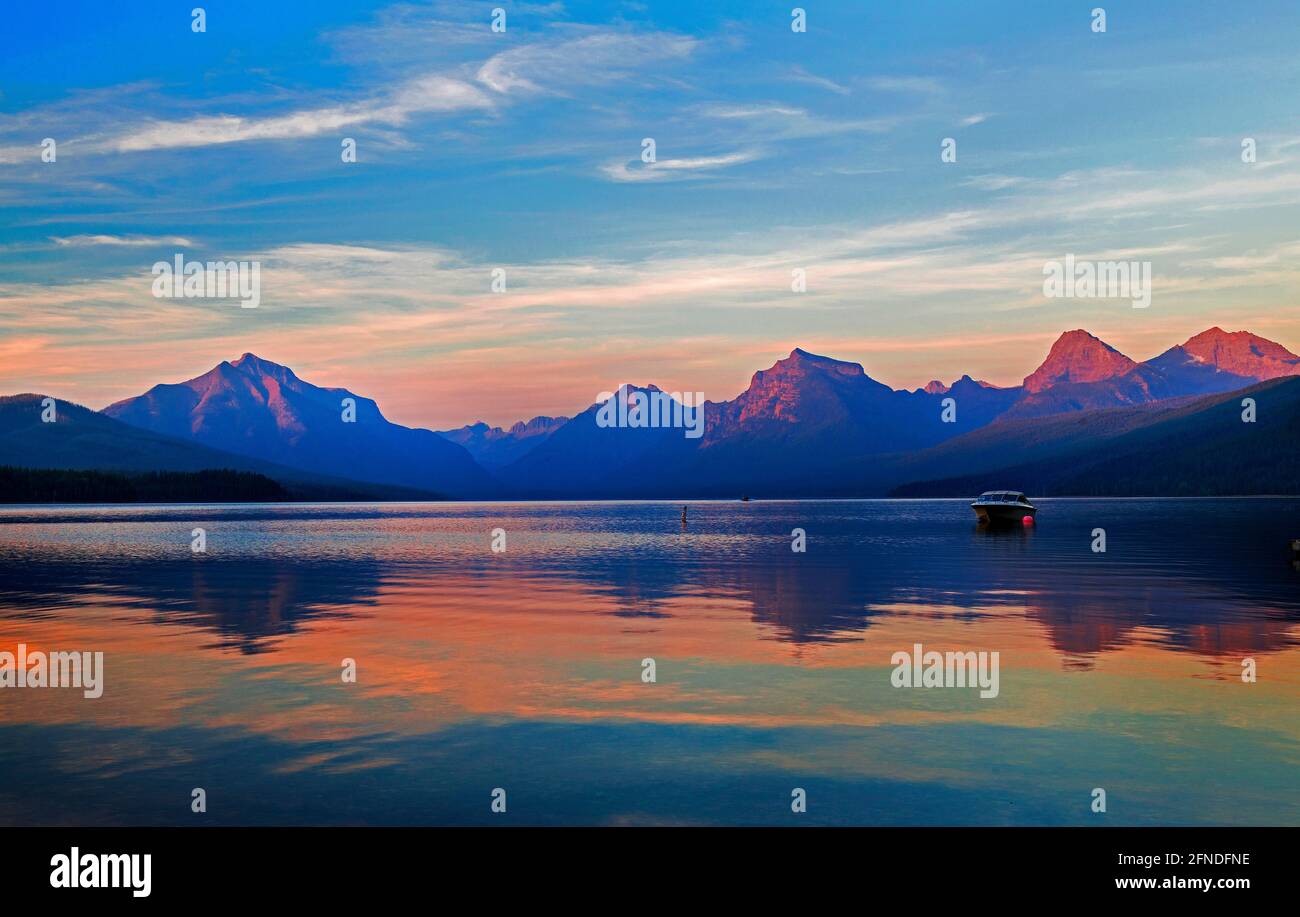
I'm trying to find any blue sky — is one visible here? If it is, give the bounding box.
[3,0,1300,428]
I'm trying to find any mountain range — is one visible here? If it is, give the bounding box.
[0,394,441,501]
[4,326,1298,499]
[102,353,495,497]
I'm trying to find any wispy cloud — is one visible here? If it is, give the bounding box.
[4,26,698,158]
[864,75,943,94]
[476,30,698,95]
[600,150,762,182]
[693,103,898,143]
[703,104,806,120]
[112,76,495,152]
[788,66,850,95]
[51,234,194,247]
[963,174,1026,191]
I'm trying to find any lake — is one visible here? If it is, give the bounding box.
[0,499,1297,825]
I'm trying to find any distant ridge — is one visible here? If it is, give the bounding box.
[437,415,569,469]
[104,353,495,498]
[4,326,1296,499]
[890,376,1300,497]
[0,466,289,503]
[0,394,439,501]
[1006,327,1298,419]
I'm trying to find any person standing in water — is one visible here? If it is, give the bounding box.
[681,505,688,526]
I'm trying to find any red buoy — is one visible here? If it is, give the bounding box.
[1022,515,1034,525]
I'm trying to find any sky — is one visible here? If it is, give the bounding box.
[2,0,1300,430]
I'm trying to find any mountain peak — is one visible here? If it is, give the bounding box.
[103,354,494,496]
[1022,330,1137,393]
[217,353,306,391]
[507,415,569,437]
[949,374,999,390]
[1184,326,1254,347]
[777,347,865,377]
[710,347,888,435]
[230,352,294,375]
[1179,327,1300,379]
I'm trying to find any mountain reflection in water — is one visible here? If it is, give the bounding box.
[0,499,1296,825]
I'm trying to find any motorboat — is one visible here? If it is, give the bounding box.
[971,491,1036,524]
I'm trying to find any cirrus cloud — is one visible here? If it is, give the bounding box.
[600,150,763,183]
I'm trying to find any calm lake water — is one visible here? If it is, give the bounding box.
[0,499,1297,826]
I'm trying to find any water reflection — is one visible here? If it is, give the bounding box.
[1,499,1298,658]
[0,499,1297,825]
[1,555,381,654]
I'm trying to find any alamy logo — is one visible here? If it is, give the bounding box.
[0,643,103,698]
[50,847,150,897]
[152,254,261,308]
[890,643,1000,698]
[1043,254,1151,308]
[595,384,705,439]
